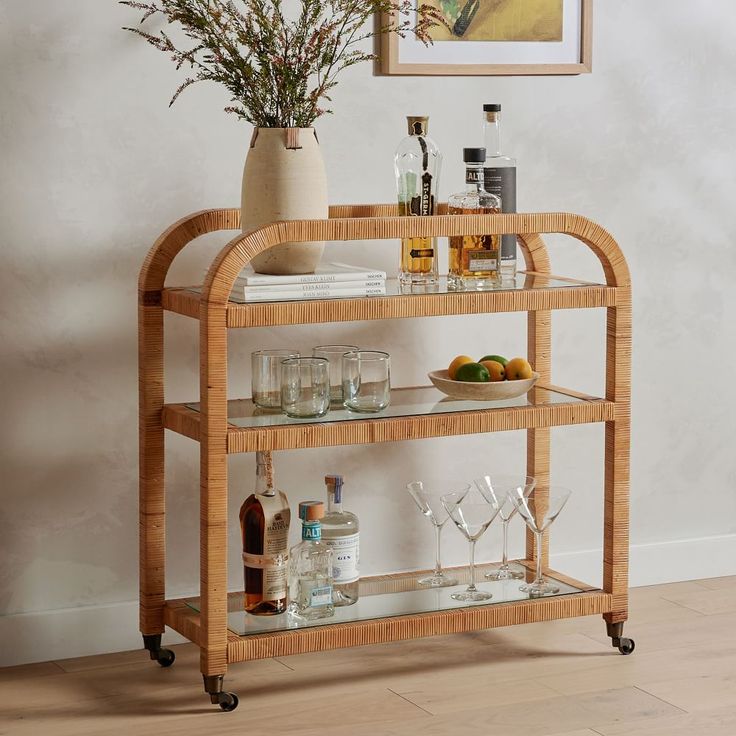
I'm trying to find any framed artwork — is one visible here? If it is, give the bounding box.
[381,0,592,75]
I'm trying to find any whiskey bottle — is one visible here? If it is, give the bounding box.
[321,475,359,606]
[288,501,335,621]
[482,104,517,280]
[394,116,441,290]
[240,451,291,615]
[448,147,502,290]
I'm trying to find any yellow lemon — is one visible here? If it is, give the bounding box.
[505,357,534,380]
[448,355,474,380]
[480,360,505,382]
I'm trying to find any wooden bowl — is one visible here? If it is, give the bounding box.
[428,369,539,401]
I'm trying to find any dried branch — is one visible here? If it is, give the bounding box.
[120,0,446,127]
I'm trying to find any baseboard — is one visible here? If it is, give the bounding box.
[2,533,735,668]
[551,533,736,589]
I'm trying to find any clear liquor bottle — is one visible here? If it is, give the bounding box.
[321,475,359,606]
[394,116,441,290]
[482,104,517,280]
[240,451,291,615]
[448,147,502,290]
[288,501,334,621]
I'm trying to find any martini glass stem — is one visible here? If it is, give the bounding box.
[467,539,478,592]
[534,530,544,585]
[501,519,509,570]
[433,525,443,577]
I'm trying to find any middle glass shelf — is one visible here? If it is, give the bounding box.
[184,384,601,429]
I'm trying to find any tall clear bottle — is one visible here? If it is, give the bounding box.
[288,501,334,621]
[321,475,359,606]
[240,451,291,615]
[448,147,502,290]
[394,116,441,291]
[482,104,517,280]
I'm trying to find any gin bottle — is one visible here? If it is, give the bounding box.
[448,147,502,290]
[288,501,334,621]
[394,116,441,290]
[482,104,517,280]
[240,451,291,615]
[322,475,359,606]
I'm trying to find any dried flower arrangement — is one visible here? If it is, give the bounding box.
[121,0,444,128]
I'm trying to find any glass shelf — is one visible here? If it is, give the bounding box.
[186,273,604,306]
[185,562,585,637]
[185,384,591,429]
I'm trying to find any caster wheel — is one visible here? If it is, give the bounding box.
[218,692,239,712]
[156,648,176,667]
[617,637,635,655]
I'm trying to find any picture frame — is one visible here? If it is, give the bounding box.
[381,0,592,76]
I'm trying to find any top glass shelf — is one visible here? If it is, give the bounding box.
[164,271,615,327]
[216,273,604,305]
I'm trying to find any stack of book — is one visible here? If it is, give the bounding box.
[236,262,387,302]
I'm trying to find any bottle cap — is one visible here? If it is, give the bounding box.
[325,474,344,503]
[299,501,324,522]
[483,103,501,112]
[463,147,486,163]
[407,116,429,135]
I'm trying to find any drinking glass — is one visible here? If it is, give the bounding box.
[280,357,330,418]
[252,349,300,408]
[406,481,460,588]
[474,474,536,581]
[441,486,505,602]
[511,486,572,597]
[342,350,391,412]
[312,344,359,403]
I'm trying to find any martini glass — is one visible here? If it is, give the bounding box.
[407,481,460,587]
[474,474,536,581]
[511,486,572,597]
[441,486,504,602]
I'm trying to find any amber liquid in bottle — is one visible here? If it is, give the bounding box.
[240,452,290,615]
[447,205,501,284]
[447,149,502,290]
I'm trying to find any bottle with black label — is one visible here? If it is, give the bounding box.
[482,104,517,280]
[240,451,291,615]
[394,116,441,291]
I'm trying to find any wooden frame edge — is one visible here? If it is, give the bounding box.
[379,0,592,76]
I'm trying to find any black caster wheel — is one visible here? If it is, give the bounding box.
[617,637,635,655]
[217,692,239,712]
[156,648,176,667]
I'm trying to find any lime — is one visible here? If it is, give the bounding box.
[455,362,490,382]
[479,354,508,367]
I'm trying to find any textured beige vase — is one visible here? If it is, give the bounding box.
[242,127,328,275]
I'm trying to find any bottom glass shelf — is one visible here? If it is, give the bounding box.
[185,561,587,637]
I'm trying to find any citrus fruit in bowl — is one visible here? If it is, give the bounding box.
[428,369,539,401]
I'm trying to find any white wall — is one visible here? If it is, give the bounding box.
[1,0,735,666]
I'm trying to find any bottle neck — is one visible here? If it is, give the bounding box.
[465,163,484,192]
[483,113,502,157]
[255,451,274,497]
[302,521,321,542]
[327,491,342,514]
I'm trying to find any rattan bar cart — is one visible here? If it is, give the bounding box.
[138,205,632,711]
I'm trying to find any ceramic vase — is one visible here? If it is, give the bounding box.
[242,127,328,275]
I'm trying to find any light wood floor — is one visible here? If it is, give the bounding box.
[2,577,736,736]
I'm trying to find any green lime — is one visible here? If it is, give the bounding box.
[479,354,508,367]
[455,362,490,382]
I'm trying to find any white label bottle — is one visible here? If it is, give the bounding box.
[321,475,359,606]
